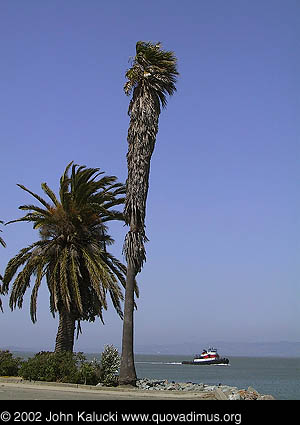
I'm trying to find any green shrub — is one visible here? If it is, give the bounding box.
[19,351,77,382]
[99,344,120,386]
[19,351,100,385]
[78,359,101,385]
[0,350,23,376]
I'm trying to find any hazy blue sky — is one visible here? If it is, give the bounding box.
[0,0,299,352]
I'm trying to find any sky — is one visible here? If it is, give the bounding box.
[0,0,299,353]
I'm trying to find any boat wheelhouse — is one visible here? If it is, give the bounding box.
[182,347,229,365]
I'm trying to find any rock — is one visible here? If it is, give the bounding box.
[166,384,175,390]
[247,386,259,396]
[238,389,259,400]
[229,392,242,400]
[257,394,275,400]
[204,385,216,392]
[214,387,228,400]
[179,383,190,390]
[221,388,235,398]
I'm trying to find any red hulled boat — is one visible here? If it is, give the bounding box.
[182,348,229,365]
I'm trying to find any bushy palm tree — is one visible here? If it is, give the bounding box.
[119,41,178,385]
[0,162,129,352]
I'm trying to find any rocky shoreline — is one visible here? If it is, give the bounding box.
[135,378,275,400]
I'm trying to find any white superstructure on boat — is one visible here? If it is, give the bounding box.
[182,348,229,365]
[193,348,219,363]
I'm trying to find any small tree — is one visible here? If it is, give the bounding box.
[99,344,120,386]
[79,358,101,385]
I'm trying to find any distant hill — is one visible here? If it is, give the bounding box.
[1,345,51,353]
[135,341,300,357]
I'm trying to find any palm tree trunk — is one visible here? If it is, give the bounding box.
[54,308,76,353]
[119,86,158,386]
[119,262,137,385]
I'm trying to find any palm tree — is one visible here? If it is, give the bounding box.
[119,41,178,385]
[0,220,6,249]
[0,162,130,352]
[0,220,6,312]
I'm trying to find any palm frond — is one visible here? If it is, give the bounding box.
[9,254,40,310]
[69,248,83,315]
[81,248,108,308]
[17,184,51,210]
[1,242,44,293]
[59,161,73,209]
[0,220,6,247]
[30,262,45,323]
[41,183,59,206]
[59,247,71,312]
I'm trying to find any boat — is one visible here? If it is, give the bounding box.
[182,348,229,365]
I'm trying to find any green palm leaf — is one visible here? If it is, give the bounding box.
[0,220,6,248]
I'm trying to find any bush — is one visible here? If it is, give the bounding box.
[17,347,120,386]
[0,350,22,376]
[19,351,78,383]
[78,359,101,385]
[19,351,100,385]
[99,344,120,386]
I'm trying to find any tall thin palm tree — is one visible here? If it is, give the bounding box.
[119,41,178,385]
[0,162,129,352]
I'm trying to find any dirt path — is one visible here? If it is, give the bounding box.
[0,378,217,400]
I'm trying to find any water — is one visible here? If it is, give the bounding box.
[133,354,300,400]
[12,352,300,400]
